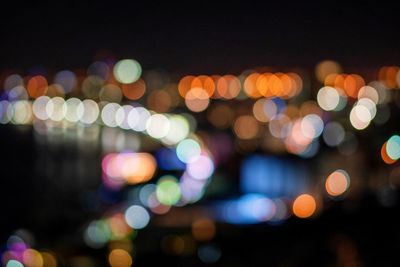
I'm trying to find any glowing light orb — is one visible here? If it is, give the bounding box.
[146,114,170,139]
[185,88,210,112]
[301,114,324,139]
[108,249,133,267]
[12,100,32,125]
[115,105,133,130]
[176,139,201,163]
[292,194,316,218]
[187,155,214,180]
[325,169,350,197]
[113,59,142,84]
[124,205,150,229]
[386,135,400,160]
[358,85,379,104]
[101,103,121,127]
[32,96,51,120]
[162,115,190,145]
[78,99,99,124]
[128,107,150,132]
[46,97,66,121]
[349,104,371,130]
[317,86,340,111]
[156,176,181,205]
[22,248,43,267]
[64,97,83,122]
[6,260,24,267]
[381,141,396,164]
[102,152,156,184]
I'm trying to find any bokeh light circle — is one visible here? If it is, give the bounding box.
[124,205,150,229]
[113,59,142,84]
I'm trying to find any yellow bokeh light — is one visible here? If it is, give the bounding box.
[108,249,132,267]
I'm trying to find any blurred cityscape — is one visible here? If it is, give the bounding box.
[1,1,400,267]
[1,57,400,266]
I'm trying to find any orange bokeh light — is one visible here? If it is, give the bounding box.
[233,115,259,140]
[324,73,365,98]
[125,153,156,184]
[292,194,316,218]
[216,75,241,99]
[108,249,132,267]
[104,152,157,185]
[325,170,350,197]
[178,75,195,98]
[27,75,48,98]
[244,73,262,98]
[147,90,172,112]
[191,75,215,97]
[379,66,399,89]
[381,141,396,164]
[178,75,217,99]
[185,87,210,112]
[121,78,146,100]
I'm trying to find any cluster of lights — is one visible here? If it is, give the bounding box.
[177,72,302,113]
[1,232,57,267]
[378,66,400,89]
[243,72,302,99]
[0,59,395,162]
[218,194,288,224]
[2,57,400,266]
[218,167,352,224]
[94,135,215,238]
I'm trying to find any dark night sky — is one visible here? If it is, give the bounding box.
[1,1,399,74]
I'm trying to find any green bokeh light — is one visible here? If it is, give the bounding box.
[156,176,181,205]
